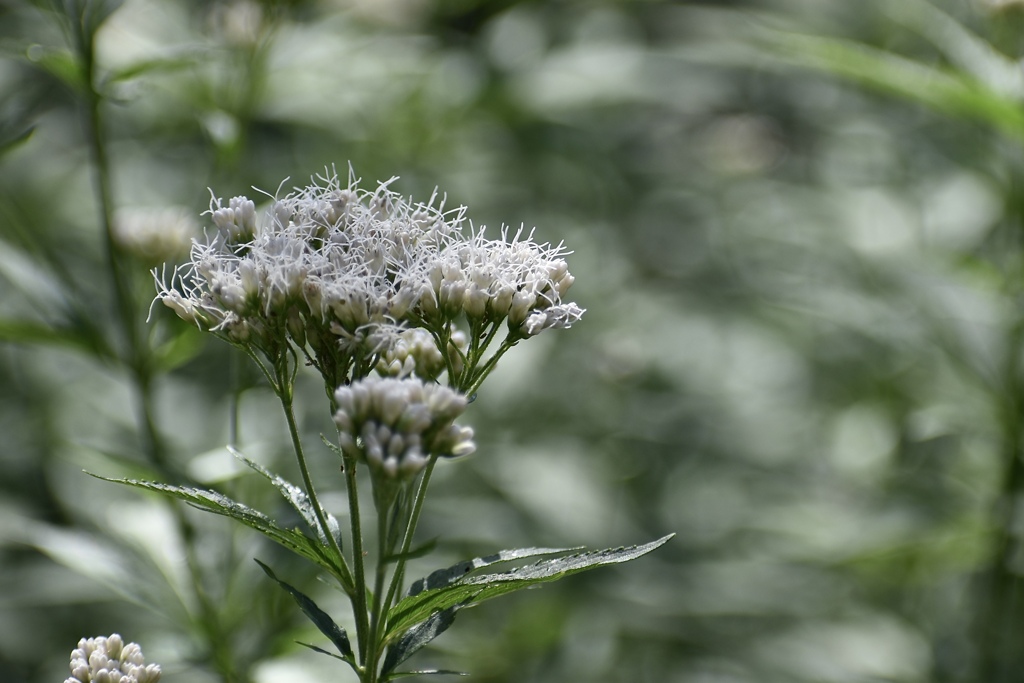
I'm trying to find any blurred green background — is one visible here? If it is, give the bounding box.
[5,0,1024,681]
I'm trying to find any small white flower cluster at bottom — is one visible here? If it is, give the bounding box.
[65,634,160,683]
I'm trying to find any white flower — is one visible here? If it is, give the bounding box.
[334,376,475,479]
[154,166,583,389]
[64,634,160,683]
[522,302,586,336]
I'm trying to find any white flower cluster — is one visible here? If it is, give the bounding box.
[334,376,475,479]
[114,206,197,264]
[156,169,583,386]
[64,634,160,683]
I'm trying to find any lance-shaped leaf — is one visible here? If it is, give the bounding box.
[255,559,354,661]
[230,448,342,549]
[381,602,468,677]
[297,642,347,661]
[94,476,337,574]
[406,546,581,597]
[386,535,673,643]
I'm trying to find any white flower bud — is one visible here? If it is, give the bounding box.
[66,635,159,683]
[508,290,536,327]
[463,283,489,320]
[333,376,473,481]
[161,290,197,323]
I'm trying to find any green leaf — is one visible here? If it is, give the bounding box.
[385,671,467,678]
[386,535,674,644]
[230,448,342,550]
[93,475,338,575]
[0,318,93,351]
[25,45,84,91]
[884,0,1023,98]
[406,545,582,597]
[255,559,354,661]
[381,603,465,677]
[106,50,204,83]
[765,32,1024,142]
[0,125,34,157]
[384,538,438,565]
[152,327,206,372]
[320,433,343,456]
[296,641,347,661]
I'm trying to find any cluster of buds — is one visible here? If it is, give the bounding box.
[65,634,160,683]
[155,168,583,387]
[333,376,475,482]
[376,328,468,381]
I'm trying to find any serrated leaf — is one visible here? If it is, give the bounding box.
[93,475,338,574]
[406,545,581,597]
[381,602,465,677]
[230,448,342,550]
[386,535,673,643]
[255,559,354,660]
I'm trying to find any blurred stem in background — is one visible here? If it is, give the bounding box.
[978,163,1024,683]
[60,1,246,680]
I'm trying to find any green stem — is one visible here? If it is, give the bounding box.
[365,502,394,682]
[377,456,439,645]
[465,335,520,396]
[344,451,372,664]
[276,366,354,594]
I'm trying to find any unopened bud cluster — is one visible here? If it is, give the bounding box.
[376,328,468,381]
[65,634,160,683]
[334,376,475,479]
[155,168,583,387]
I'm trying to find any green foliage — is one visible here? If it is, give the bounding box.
[385,536,673,645]
[255,559,355,663]
[93,475,343,577]
[233,448,342,550]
